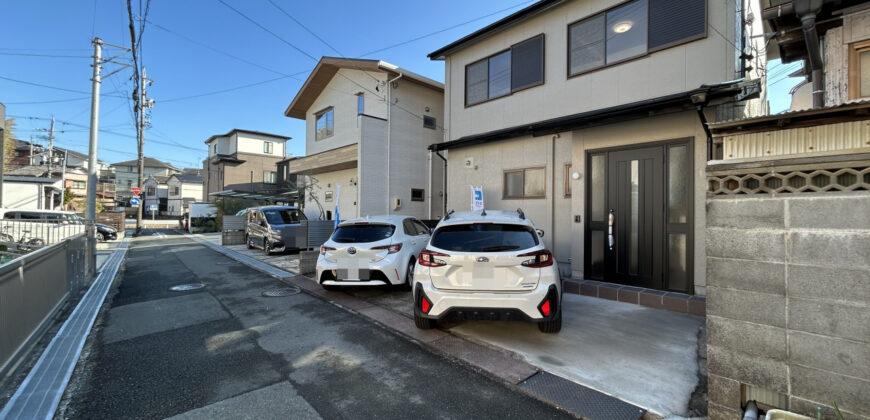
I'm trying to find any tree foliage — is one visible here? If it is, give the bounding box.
[4,118,17,169]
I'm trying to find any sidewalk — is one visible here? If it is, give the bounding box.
[188,231,705,419]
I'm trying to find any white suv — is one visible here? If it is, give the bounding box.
[412,210,562,333]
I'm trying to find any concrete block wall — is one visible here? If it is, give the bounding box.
[705,194,870,419]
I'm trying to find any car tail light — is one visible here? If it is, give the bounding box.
[320,246,335,255]
[518,249,553,268]
[538,286,558,318]
[420,295,432,313]
[372,243,402,254]
[539,300,551,317]
[419,249,449,267]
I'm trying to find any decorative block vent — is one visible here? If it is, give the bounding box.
[708,166,870,195]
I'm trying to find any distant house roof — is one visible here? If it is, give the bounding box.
[111,157,179,170]
[4,176,61,184]
[7,165,51,177]
[428,0,564,60]
[203,129,291,144]
[145,175,170,184]
[284,57,444,119]
[171,173,203,183]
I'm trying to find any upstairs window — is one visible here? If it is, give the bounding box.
[315,107,334,140]
[569,0,706,77]
[849,40,870,99]
[264,141,273,154]
[357,93,365,115]
[264,171,277,184]
[465,34,544,106]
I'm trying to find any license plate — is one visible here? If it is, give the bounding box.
[337,268,370,281]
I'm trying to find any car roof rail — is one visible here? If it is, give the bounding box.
[516,208,525,219]
[443,209,454,220]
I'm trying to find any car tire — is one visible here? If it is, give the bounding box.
[414,312,436,330]
[96,232,105,242]
[537,309,562,333]
[400,259,415,291]
[246,235,254,249]
[321,283,338,291]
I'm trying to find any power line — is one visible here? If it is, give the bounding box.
[215,0,318,61]
[159,75,293,102]
[0,74,126,98]
[0,52,91,58]
[3,97,91,105]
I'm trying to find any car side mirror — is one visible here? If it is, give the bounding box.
[536,229,545,238]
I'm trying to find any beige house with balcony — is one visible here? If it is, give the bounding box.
[429,0,760,298]
[284,57,445,221]
[202,129,290,201]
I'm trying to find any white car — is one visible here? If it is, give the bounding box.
[412,210,562,333]
[316,215,431,290]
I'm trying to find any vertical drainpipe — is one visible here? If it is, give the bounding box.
[794,0,824,108]
[386,72,403,215]
[427,150,432,220]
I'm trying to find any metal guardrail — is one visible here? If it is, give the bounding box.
[0,233,88,379]
[0,219,91,252]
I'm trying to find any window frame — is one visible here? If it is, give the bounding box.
[423,115,436,130]
[263,170,277,184]
[357,93,365,115]
[411,188,425,202]
[566,0,707,79]
[314,107,335,141]
[502,167,547,199]
[564,163,573,198]
[464,33,546,107]
[264,141,273,154]
[848,39,870,100]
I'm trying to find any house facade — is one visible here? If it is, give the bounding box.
[284,57,445,221]
[166,174,203,216]
[429,0,760,295]
[142,175,169,214]
[201,129,289,201]
[111,157,180,204]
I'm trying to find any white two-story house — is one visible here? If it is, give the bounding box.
[428,0,761,298]
[284,57,445,221]
[167,173,203,216]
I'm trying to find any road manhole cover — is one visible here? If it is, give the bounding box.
[170,283,207,291]
[262,287,301,297]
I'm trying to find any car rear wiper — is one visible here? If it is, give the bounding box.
[479,245,520,252]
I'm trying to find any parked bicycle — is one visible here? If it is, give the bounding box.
[0,226,46,251]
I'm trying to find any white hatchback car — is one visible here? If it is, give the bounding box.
[412,210,562,333]
[316,215,431,290]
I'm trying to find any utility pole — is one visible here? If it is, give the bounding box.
[135,67,151,233]
[47,116,55,177]
[86,38,102,223]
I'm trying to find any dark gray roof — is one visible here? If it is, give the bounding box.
[204,129,290,144]
[4,176,61,184]
[172,174,203,183]
[111,157,179,170]
[146,175,170,184]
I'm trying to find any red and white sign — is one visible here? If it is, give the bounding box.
[130,187,142,195]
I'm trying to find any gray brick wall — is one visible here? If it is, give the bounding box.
[705,194,870,419]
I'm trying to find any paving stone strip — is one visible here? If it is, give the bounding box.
[0,238,130,420]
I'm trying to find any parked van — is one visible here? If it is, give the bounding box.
[245,206,307,254]
[0,209,88,246]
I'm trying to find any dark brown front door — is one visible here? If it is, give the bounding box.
[585,140,694,293]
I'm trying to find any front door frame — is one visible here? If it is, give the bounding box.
[583,137,695,294]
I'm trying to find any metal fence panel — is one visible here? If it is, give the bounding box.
[222,215,247,231]
[305,220,334,250]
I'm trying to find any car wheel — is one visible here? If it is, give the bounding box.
[537,308,562,333]
[96,232,105,242]
[246,235,254,249]
[399,259,415,291]
[321,283,338,291]
[263,239,270,255]
[414,312,436,330]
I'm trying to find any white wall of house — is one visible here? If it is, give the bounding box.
[167,178,204,216]
[305,68,388,156]
[2,181,61,210]
[236,132,286,157]
[302,168,359,221]
[442,0,737,141]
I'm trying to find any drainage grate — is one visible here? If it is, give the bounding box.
[518,372,645,420]
[170,283,206,291]
[262,287,301,297]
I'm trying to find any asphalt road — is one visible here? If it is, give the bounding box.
[59,230,573,419]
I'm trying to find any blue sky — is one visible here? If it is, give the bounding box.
[1,0,802,169]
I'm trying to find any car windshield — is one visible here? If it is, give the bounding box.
[262,209,305,225]
[431,223,539,252]
[331,224,395,243]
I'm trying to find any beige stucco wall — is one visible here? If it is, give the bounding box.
[236,132,286,157]
[302,168,359,221]
[442,0,737,141]
[571,111,709,295]
[305,68,388,156]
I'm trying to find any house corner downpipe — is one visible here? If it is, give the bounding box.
[794,0,824,108]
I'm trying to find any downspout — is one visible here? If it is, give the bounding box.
[690,92,714,161]
[427,150,432,220]
[793,0,824,108]
[434,149,447,216]
[386,72,403,215]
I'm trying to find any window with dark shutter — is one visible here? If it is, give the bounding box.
[648,0,706,50]
[511,34,544,91]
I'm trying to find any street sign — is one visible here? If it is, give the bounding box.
[148,204,158,211]
[130,197,141,207]
[131,187,142,195]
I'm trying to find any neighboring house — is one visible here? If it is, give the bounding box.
[111,157,181,203]
[201,129,290,202]
[427,0,760,293]
[284,57,445,221]
[166,173,203,216]
[1,176,62,210]
[142,175,169,214]
[701,1,870,418]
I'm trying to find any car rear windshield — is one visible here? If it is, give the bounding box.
[331,224,395,243]
[262,209,306,225]
[431,223,539,252]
